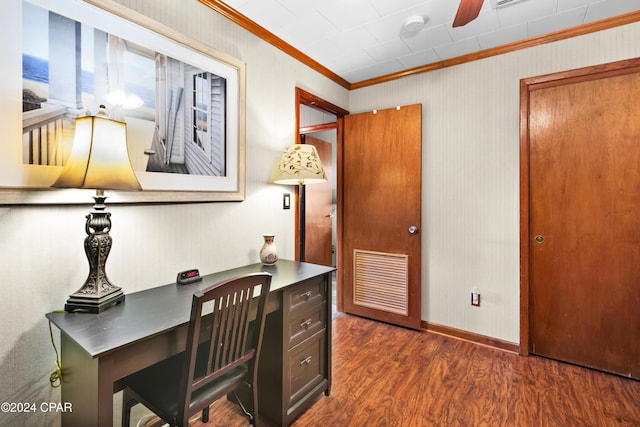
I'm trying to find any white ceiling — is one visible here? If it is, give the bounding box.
[221,0,640,84]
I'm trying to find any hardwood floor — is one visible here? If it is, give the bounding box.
[151,313,640,427]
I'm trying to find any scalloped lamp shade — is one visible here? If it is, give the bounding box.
[272,144,327,185]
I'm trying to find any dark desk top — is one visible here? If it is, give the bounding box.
[46,260,335,359]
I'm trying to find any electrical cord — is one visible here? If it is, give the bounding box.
[48,317,64,388]
[47,313,154,427]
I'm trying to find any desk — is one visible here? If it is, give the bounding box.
[46,260,335,426]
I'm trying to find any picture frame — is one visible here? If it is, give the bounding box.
[1,0,246,204]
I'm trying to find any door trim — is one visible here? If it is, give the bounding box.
[519,56,640,356]
[295,88,349,309]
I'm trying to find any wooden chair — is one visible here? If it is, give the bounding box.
[121,272,272,426]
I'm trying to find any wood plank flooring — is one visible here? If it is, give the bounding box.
[152,313,640,427]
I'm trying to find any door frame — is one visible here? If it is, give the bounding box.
[519,57,640,356]
[295,88,349,308]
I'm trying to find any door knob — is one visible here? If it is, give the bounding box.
[408,226,418,234]
[535,235,544,244]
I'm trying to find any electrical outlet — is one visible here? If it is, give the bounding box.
[471,288,480,307]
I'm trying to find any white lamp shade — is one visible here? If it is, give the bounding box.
[52,113,142,191]
[272,144,327,185]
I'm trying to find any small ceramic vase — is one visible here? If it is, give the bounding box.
[260,234,278,265]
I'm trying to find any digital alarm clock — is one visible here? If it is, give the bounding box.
[176,269,202,285]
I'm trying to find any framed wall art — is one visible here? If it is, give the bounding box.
[1,0,246,204]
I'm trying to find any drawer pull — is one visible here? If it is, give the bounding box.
[300,356,312,366]
[301,291,313,300]
[300,319,312,329]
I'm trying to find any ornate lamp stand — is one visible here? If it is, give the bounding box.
[64,190,124,313]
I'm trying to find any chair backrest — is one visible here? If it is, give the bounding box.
[177,272,272,422]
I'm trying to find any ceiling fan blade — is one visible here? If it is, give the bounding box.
[452,0,484,27]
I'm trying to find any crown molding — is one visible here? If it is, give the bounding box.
[351,10,640,89]
[198,0,351,89]
[198,1,640,91]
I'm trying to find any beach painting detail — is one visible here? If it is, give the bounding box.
[8,0,245,203]
[22,0,227,177]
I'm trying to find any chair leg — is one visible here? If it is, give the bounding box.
[251,383,259,427]
[249,385,258,427]
[201,406,209,423]
[121,388,137,427]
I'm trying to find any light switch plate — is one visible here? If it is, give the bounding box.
[471,290,480,307]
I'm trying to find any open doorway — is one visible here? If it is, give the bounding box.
[299,115,336,267]
[295,88,348,316]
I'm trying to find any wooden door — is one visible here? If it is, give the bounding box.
[342,104,422,330]
[304,136,333,266]
[523,59,640,378]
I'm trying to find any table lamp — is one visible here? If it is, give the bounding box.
[273,144,327,260]
[51,105,142,313]
[272,144,327,185]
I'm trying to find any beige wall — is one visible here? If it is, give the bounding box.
[0,0,346,425]
[349,22,640,344]
[2,0,640,425]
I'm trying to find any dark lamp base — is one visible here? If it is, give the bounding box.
[64,191,126,314]
[65,290,125,313]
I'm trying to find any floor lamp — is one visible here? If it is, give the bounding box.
[51,106,142,313]
[272,144,327,261]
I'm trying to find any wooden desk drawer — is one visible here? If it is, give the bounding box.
[287,276,326,314]
[288,303,327,348]
[288,329,326,407]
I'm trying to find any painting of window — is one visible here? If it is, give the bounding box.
[21,0,228,178]
[187,71,226,176]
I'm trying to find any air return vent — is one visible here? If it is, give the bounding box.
[353,250,408,316]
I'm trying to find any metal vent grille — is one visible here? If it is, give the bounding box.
[353,250,408,315]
